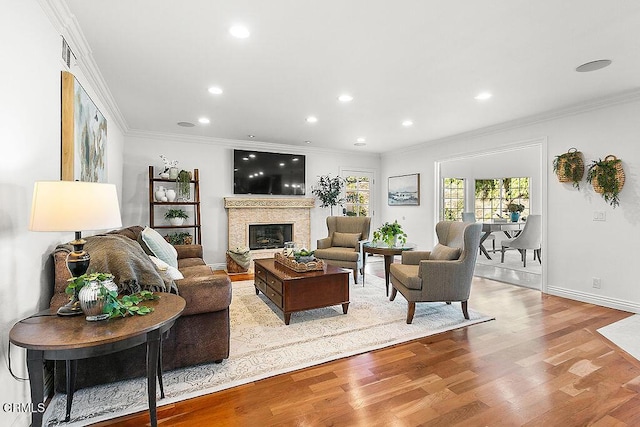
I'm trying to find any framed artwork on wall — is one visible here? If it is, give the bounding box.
[61,71,107,182]
[388,173,420,206]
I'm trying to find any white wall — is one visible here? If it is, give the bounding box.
[122,134,381,266]
[0,2,125,425]
[381,96,640,313]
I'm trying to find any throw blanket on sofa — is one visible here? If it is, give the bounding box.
[56,234,178,294]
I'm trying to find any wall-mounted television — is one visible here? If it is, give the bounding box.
[233,149,306,195]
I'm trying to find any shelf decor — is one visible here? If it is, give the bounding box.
[552,147,584,189]
[587,155,625,208]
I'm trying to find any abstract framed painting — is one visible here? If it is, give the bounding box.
[61,71,107,182]
[388,173,420,206]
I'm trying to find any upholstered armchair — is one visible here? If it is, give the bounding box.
[501,214,542,267]
[314,216,371,284]
[389,221,482,324]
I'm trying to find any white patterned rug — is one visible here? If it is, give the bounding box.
[43,274,493,426]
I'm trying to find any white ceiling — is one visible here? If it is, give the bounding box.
[63,0,640,153]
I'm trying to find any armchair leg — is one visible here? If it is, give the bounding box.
[389,286,397,301]
[501,246,506,263]
[461,301,469,320]
[406,302,415,324]
[353,269,359,284]
[523,249,527,267]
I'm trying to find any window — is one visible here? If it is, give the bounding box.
[441,178,465,221]
[343,173,371,217]
[474,177,530,220]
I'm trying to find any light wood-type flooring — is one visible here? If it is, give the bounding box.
[93,258,639,426]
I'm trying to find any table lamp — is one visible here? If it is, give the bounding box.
[29,181,122,315]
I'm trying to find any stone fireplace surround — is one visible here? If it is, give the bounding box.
[224,197,316,266]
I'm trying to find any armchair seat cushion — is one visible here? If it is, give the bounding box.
[389,263,422,290]
[314,247,360,262]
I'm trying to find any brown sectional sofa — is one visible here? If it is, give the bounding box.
[49,225,232,391]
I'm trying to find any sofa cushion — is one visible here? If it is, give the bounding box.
[332,232,361,248]
[176,270,232,316]
[140,227,178,268]
[430,243,461,260]
[149,255,184,280]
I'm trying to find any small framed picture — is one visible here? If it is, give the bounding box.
[388,173,420,206]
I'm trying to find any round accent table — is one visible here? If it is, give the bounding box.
[362,242,416,296]
[9,292,185,427]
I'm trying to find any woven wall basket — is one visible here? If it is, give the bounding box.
[555,148,584,184]
[591,155,625,195]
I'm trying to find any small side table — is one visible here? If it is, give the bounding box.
[362,243,416,296]
[9,292,185,427]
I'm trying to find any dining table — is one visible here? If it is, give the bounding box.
[479,220,524,260]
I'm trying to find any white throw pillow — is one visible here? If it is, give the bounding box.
[149,255,184,280]
[140,227,178,269]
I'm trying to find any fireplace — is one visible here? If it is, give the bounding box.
[249,223,293,250]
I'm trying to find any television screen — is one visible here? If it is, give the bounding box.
[233,149,306,195]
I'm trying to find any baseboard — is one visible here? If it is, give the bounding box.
[547,285,640,314]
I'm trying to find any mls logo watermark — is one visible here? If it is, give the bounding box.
[3,402,46,413]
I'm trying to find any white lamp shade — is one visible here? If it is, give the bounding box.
[29,181,122,232]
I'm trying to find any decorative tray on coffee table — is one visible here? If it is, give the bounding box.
[274,252,325,272]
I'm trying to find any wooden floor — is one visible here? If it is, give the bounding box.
[94,262,639,426]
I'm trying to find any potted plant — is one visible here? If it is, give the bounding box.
[165,208,189,226]
[506,203,525,222]
[587,155,625,208]
[176,169,191,200]
[552,148,584,189]
[372,220,407,247]
[311,175,345,215]
[159,155,178,179]
[164,232,193,245]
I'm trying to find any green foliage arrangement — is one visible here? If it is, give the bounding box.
[65,273,158,318]
[506,203,525,213]
[311,175,345,215]
[164,208,189,219]
[552,148,584,189]
[372,220,407,247]
[587,156,624,208]
[164,232,192,245]
[102,289,158,318]
[176,170,191,199]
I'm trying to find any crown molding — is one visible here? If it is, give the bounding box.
[38,0,130,134]
[386,88,640,157]
[125,129,382,159]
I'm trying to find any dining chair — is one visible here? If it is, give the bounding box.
[462,212,495,253]
[500,214,542,267]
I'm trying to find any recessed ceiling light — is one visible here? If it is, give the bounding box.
[356,137,366,143]
[402,120,413,127]
[338,94,353,102]
[576,59,612,72]
[229,25,250,39]
[177,121,195,127]
[198,117,210,124]
[306,116,318,123]
[248,134,255,138]
[305,140,311,144]
[474,92,492,101]
[208,86,223,95]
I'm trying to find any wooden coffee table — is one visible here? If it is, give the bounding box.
[253,258,350,325]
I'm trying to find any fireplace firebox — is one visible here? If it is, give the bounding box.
[249,224,293,250]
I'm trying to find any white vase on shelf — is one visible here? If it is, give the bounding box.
[169,167,179,180]
[155,186,166,202]
[166,189,176,202]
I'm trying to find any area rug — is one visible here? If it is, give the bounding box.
[42,274,493,426]
[597,314,640,362]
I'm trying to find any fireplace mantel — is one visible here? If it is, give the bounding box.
[224,197,315,209]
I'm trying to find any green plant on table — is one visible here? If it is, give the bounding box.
[102,289,159,318]
[65,272,114,298]
[506,203,525,213]
[164,208,189,219]
[372,220,407,247]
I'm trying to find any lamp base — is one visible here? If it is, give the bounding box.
[57,299,83,316]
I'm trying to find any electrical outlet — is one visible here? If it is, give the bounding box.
[592,277,601,289]
[593,211,606,221]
